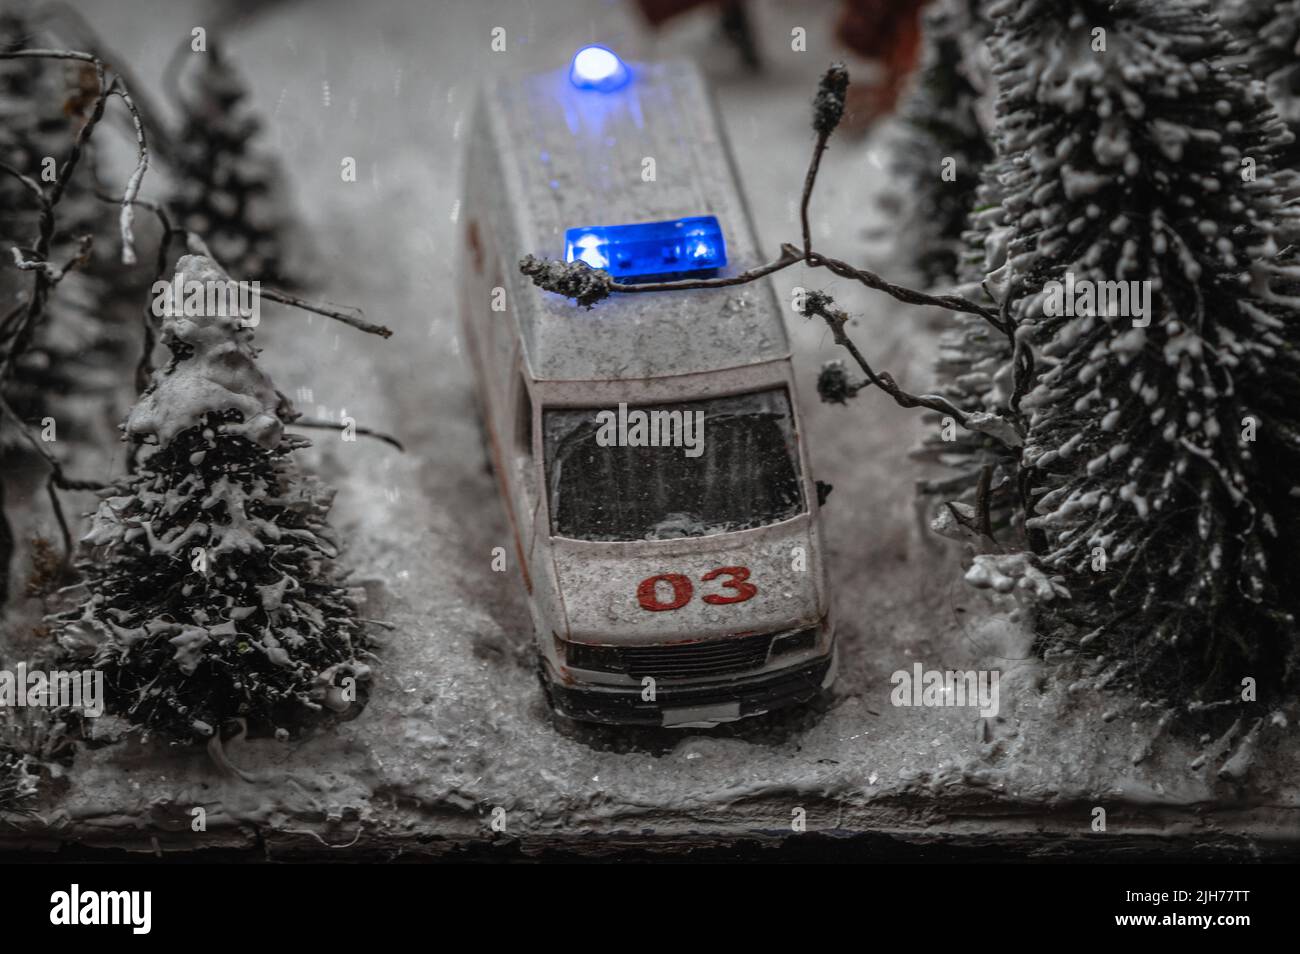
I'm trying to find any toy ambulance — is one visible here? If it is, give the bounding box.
[458,46,835,727]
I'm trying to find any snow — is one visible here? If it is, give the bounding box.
[127,255,283,450]
[0,0,1296,853]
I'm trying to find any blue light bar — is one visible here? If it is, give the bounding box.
[564,216,727,281]
[569,45,630,92]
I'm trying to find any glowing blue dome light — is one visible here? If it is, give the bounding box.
[569,45,630,92]
[564,216,727,282]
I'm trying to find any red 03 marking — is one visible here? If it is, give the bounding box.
[636,566,757,612]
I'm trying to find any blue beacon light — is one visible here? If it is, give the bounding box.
[569,45,630,92]
[564,216,727,281]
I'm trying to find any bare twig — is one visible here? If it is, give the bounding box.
[0,302,25,341]
[0,397,105,493]
[0,157,56,382]
[803,292,972,426]
[3,51,106,207]
[260,287,393,339]
[44,475,73,573]
[107,77,149,266]
[805,251,1000,324]
[98,194,177,282]
[606,245,804,294]
[95,195,393,398]
[801,139,829,257]
[93,192,179,392]
[0,47,101,65]
[291,417,405,452]
[0,159,49,211]
[597,243,998,324]
[182,232,390,337]
[38,0,176,164]
[0,394,107,571]
[804,64,848,256]
[0,46,150,410]
[10,234,92,282]
[0,49,150,267]
[281,825,364,849]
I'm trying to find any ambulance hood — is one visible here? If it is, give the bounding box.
[550,515,824,645]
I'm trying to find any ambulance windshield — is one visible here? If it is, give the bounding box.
[543,387,805,542]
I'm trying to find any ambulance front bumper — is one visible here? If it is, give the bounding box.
[542,649,836,727]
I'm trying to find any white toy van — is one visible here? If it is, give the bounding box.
[458,48,835,727]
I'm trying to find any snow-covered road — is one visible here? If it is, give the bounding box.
[6,0,1295,854]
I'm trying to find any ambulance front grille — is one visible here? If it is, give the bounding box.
[619,633,774,678]
[569,632,775,679]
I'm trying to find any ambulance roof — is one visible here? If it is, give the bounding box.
[478,59,791,383]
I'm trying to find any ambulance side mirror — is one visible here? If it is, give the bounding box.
[816,480,833,508]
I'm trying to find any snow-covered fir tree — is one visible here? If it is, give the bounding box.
[889,0,995,288]
[1224,0,1300,171]
[55,255,371,743]
[168,43,297,284]
[989,0,1300,694]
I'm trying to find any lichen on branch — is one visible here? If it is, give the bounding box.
[519,254,613,308]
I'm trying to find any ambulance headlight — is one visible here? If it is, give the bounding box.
[569,45,630,92]
[563,215,727,281]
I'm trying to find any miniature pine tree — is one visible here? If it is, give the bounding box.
[1224,0,1300,171]
[988,0,1300,695]
[888,0,995,288]
[167,43,297,284]
[54,255,371,743]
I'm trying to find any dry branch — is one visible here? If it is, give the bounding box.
[260,288,393,339]
[291,417,405,452]
[0,49,148,266]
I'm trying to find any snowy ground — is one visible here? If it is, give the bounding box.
[2,0,1297,858]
